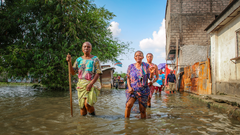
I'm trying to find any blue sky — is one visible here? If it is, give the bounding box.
[94,0,167,73]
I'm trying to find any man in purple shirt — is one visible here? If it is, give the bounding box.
[166,70,176,93]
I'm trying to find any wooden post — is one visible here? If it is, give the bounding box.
[176,37,179,90]
[68,53,73,117]
[176,37,179,72]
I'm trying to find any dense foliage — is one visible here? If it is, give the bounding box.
[113,72,127,78]
[0,0,131,90]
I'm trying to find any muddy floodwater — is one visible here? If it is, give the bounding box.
[0,86,240,135]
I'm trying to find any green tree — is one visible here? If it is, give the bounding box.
[0,0,131,90]
[113,71,127,78]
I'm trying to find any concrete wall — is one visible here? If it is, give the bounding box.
[211,13,240,96]
[165,0,229,64]
[180,45,209,66]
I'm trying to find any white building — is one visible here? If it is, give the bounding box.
[205,0,240,96]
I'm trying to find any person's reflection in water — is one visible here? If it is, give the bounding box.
[162,92,170,104]
[124,119,130,132]
[165,90,170,94]
[123,119,151,134]
[113,119,133,134]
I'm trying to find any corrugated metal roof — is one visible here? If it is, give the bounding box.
[102,67,115,72]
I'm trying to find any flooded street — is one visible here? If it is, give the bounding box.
[0,86,240,135]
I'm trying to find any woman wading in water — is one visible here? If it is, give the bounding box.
[125,51,155,119]
[146,53,158,107]
[66,42,102,116]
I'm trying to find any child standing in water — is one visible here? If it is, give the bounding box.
[155,69,165,94]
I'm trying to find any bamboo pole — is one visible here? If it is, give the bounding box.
[68,53,73,117]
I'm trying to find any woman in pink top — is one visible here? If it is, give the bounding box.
[146,53,158,107]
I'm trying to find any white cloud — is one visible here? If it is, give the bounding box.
[139,19,166,51]
[108,21,121,37]
[157,52,166,59]
[161,52,166,58]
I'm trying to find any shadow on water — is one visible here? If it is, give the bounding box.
[0,86,240,134]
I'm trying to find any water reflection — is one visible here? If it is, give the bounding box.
[0,86,240,134]
[0,86,69,97]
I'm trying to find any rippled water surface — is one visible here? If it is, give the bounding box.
[0,86,240,135]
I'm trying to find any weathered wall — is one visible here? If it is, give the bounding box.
[216,82,240,96]
[180,45,209,66]
[165,0,229,62]
[101,69,113,88]
[211,13,240,95]
[183,58,212,95]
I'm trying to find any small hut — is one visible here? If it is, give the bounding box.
[100,66,115,88]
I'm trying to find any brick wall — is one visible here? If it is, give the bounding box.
[165,0,229,65]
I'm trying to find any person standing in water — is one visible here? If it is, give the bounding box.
[155,69,165,94]
[166,70,176,93]
[66,42,102,116]
[146,53,158,108]
[125,51,155,119]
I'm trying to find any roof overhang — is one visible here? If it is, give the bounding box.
[102,67,115,72]
[166,51,176,60]
[166,46,180,60]
[205,0,240,33]
[165,0,169,19]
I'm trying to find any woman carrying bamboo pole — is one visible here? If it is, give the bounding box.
[66,42,102,116]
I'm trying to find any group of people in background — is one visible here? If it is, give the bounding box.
[113,75,126,89]
[113,75,125,83]
[66,42,176,119]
